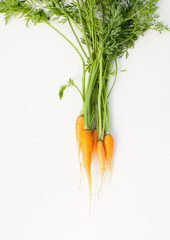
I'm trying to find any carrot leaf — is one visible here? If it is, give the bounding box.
[59,78,83,100]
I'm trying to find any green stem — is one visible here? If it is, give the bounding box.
[67,18,88,59]
[67,18,86,101]
[52,0,82,33]
[80,0,93,47]
[86,49,103,96]
[124,1,151,22]
[107,58,118,98]
[92,82,98,127]
[84,49,104,129]
[91,0,97,52]
[105,74,110,135]
[90,0,95,50]
[84,65,99,128]
[82,65,86,104]
[101,93,106,137]
[105,98,110,135]
[102,59,113,135]
[84,60,99,129]
[76,0,92,60]
[45,21,84,63]
[102,60,109,135]
[45,21,86,102]
[72,83,83,99]
[98,56,103,140]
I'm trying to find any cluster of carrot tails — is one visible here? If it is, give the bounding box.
[76,116,114,197]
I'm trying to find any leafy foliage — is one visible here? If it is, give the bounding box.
[0,1,168,51]
[0,0,168,133]
[59,78,82,100]
[0,0,49,24]
[59,78,75,100]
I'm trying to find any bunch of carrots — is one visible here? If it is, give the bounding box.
[0,0,168,197]
[76,116,113,197]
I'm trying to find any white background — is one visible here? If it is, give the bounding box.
[0,1,170,240]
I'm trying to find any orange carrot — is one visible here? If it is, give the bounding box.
[96,140,105,193]
[75,115,84,168]
[104,134,114,175]
[81,129,93,197]
[92,128,98,158]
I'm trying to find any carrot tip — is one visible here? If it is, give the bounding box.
[89,196,92,221]
[97,176,104,197]
[97,186,101,198]
[108,172,111,185]
[77,178,82,190]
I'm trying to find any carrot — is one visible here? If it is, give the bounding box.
[96,140,105,194]
[92,128,98,158]
[104,134,114,175]
[75,115,84,168]
[81,129,93,197]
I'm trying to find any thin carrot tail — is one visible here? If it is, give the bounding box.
[78,148,83,169]
[78,153,81,169]
[96,141,105,197]
[107,162,112,177]
[89,195,92,222]
[78,148,81,167]
[84,164,92,197]
[108,171,111,185]
[77,159,83,189]
[97,171,104,197]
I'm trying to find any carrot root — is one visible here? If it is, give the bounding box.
[92,129,98,158]
[97,140,105,196]
[104,134,114,175]
[81,129,93,197]
[75,115,84,169]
